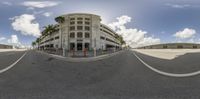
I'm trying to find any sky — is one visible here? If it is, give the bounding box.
[0,0,200,48]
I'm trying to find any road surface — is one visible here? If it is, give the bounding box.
[0,50,200,99]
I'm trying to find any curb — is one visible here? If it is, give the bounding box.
[132,50,200,78]
[37,50,124,62]
[0,51,27,74]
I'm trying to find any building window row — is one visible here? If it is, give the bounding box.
[40,36,59,44]
[70,17,90,21]
[70,21,75,25]
[70,21,90,25]
[70,26,90,31]
[101,25,114,33]
[77,21,83,24]
[105,38,120,45]
[70,32,90,38]
[100,29,115,37]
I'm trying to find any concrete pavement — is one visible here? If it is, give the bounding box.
[0,51,26,70]
[38,50,124,62]
[0,50,200,98]
[0,49,27,52]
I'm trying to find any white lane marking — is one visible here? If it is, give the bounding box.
[133,51,200,77]
[0,51,27,74]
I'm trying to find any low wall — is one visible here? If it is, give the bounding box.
[0,44,13,49]
[138,43,200,49]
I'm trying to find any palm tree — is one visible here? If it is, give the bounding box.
[43,24,58,36]
[116,34,126,45]
[32,41,36,48]
[55,16,65,49]
[55,16,65,23]
[36,38,40,50]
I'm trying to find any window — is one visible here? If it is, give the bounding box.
[85,32,90,38]
[77,17,83,20]
[70,43,75,50]
[163,45,167,49]
[70,18,75,20]
[85,43,90,50]
[50,44,53,47]
[85,26,90,31]
[85,18,90,20]
[70,21,75,25]
[70,32,75,38]
[77,21,83,24]
[55,36,59,39]
[70,26,75,30]
[85,21,90,25]
[77,26,83,30]
[100,36,105,40]
[177,45,183,48]
[77,32,83,38]
[193,45,197,48]
[50,38,54,41]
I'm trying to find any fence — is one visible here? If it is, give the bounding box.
[40,48,121,57]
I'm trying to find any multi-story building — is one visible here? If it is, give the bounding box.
[39,13,122,51]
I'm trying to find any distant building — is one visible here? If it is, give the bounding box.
[39,13,122,51]
[0,44,13,49]
[137,43,200,49]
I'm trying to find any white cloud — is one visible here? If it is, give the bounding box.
[11,14,41,37]
[165,3,190,8]
[21,1,60,8]
[2,1,12,6]
[173,28,196,39]
[33,11,44,15]
[7,35,25,48]
[0,37,6,41]
[43,12,52,17]
[8,35,19,44]
[108,15,160,48]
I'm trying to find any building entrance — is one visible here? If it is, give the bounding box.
[84,43,89,50]
[70,43,75,50]
[77,43,82,51]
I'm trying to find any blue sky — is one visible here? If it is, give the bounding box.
[0,0,200,47]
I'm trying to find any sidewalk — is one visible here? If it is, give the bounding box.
[38,50,124,62]
[0,49,27,52]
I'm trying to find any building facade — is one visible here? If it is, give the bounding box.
[39,13,121,51]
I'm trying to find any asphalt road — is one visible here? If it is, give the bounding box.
[0,50,200,99]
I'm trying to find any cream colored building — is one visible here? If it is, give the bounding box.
[39,13,121,51]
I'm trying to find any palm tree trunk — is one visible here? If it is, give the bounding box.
[59,25,62,49]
